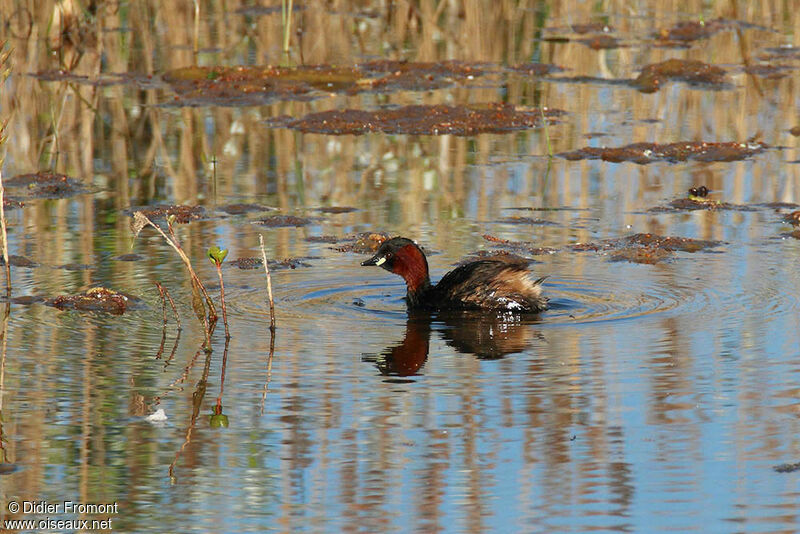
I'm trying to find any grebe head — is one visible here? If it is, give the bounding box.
[361,237,430,293]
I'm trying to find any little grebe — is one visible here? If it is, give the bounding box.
[361,237,548,312]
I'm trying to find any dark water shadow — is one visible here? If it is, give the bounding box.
[362,310,544,379]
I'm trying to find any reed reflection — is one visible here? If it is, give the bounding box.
[364,311,542,377]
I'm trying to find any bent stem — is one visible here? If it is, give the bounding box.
[132,212,217,344]
[258,234,276,332]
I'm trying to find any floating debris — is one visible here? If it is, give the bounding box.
[305,235,340,244]
[359,60,490,92]
[125,204,206,223]
[56,263,92,271]
[46,287,138,315]
[507,63,565,76]
[230,257,262,270]
[743,64,793,79]
[113,253,144,262]
[162,61,491,106]
[332,232,391,253]
[0,255,38,268]
[316,206,358,214]
[559,141,766,164]
[571,22,614,34]
[230,257,313,270]
[496,216,558,226]
[759,46,800,61]
[11,295,45,305]
[773,462,800,473]
[274,103,566,136]
[481,234,558,256]
[257,215,314,227]
[650,188,756,212]
[577,34,622,49]
[633,58,729,93]
[4,171,87,200]
[570,233,723,264]
[457,249,537,266]
[657,18,731,42]
[219,203,275,215]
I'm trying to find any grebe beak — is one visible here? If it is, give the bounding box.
[361,253,386,267]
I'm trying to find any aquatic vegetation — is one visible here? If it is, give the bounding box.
[274,103,566,136]
[208,246,230,339]
[46,287,137,315]
[3,171,87,200]
[559,141,767,164]
[633,58,729,92]
[257,215,314,227]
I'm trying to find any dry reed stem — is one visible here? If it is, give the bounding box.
[132,212,216,345]
[258,234,276,332]
[0,168,9,297]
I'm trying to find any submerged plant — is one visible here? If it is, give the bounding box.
[208,245,230,339]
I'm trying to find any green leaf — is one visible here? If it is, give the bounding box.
[208,246,228,264]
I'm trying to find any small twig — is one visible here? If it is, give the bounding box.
[258,234,276,332]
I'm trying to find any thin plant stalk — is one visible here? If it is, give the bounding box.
[0,44,11,296]
[132,212,216,346]
[0,169,8,298]
[282,0,294,55]
[192,0,200,64]
[162,283,181,330]
[165,217,216,319]
[260,329,275,416]
[540,106,553,159]
[155,281,168,330]
[258,234,276,332]
[214,262,230,339]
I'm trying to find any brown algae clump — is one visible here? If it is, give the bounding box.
[280,104,566,136]
[559,141,766,164]
[47,287,137,315]
[633,59,729,92]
